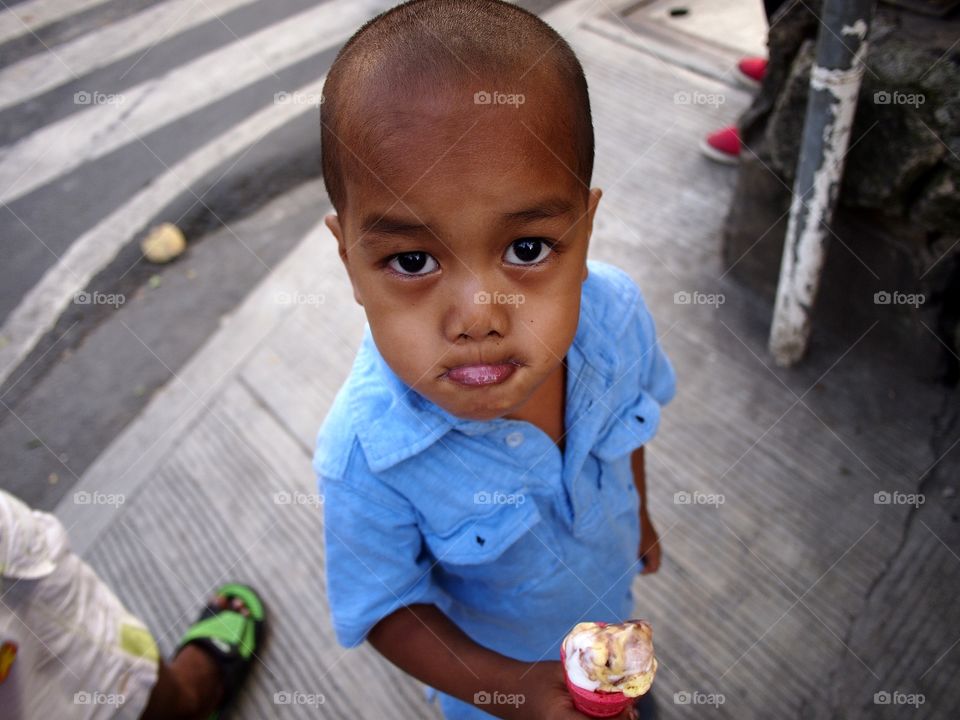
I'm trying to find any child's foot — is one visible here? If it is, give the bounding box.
[699,125,741,164]
[166,643,224,718]
[735,56,768,89]
[174,584,267,718]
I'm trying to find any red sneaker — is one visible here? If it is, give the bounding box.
[700,125,740,164]
[736,57,767,89]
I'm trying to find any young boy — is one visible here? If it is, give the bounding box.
[313,1,676,718]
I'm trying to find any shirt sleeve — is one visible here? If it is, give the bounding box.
[591,268,678,461]
[319,470,452,648]
[635,289,677,408]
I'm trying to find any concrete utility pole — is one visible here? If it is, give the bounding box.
[769,0,876,366]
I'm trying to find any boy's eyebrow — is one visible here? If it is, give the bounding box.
[358,197,577,242]
[358,215,430,238]
[501,196,577,225]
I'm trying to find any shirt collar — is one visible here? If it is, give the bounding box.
[350,263,620,473]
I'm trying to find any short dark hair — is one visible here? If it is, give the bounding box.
[320,0,594,216]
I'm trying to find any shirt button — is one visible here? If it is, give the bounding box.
[505,431,524,448]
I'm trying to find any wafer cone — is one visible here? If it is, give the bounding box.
[560,643,632,718]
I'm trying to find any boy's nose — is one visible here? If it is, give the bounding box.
[446,281,509,342]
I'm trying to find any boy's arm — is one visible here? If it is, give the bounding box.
[368,604,627,720]
[631,446,661,574]
[368,604,524,709]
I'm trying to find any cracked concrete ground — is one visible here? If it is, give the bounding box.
[828,390,960,720]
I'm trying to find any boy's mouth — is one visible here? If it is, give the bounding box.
[443,360,520,387]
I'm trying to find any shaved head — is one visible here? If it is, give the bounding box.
[320,0,594,216]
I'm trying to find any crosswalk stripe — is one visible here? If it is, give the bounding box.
[0,73,327,387]
[0,0,389,206]
[0,0,115,46]
[0,0,260,113]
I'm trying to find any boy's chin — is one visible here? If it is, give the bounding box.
[438,401,511,423]
[430,390,519,424]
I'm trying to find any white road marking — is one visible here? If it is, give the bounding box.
[0,0,260,112]
[0,74,327,387]
[0,0,114,46]
[0,0,387,205]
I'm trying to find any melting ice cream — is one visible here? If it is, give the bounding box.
[562,620,657,698]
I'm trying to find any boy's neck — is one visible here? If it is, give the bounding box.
[505,358,567,452]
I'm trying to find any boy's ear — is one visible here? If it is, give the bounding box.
[325,212,364,307]
[582,187,603,282]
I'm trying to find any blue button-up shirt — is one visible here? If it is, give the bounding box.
[313,260,676,720]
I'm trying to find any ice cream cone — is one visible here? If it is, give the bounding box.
[560,643,632,718]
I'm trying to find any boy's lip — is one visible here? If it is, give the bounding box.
[443,360,520,387]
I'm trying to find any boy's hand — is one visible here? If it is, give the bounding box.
[630,447,659,574]
[503,661,637,720]
[638,511,661,574]
[369,606,638,720]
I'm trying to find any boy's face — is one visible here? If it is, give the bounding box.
[326,79,602,423]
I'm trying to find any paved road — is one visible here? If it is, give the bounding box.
[0,0,567,509]
[1,0,318,323]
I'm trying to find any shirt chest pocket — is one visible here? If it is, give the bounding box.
[420,496,564,593]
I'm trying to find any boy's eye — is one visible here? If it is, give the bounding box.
[504,238,554,265]
[387,251,438,276]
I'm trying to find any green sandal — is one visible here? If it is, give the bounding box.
[177,583,267,719]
